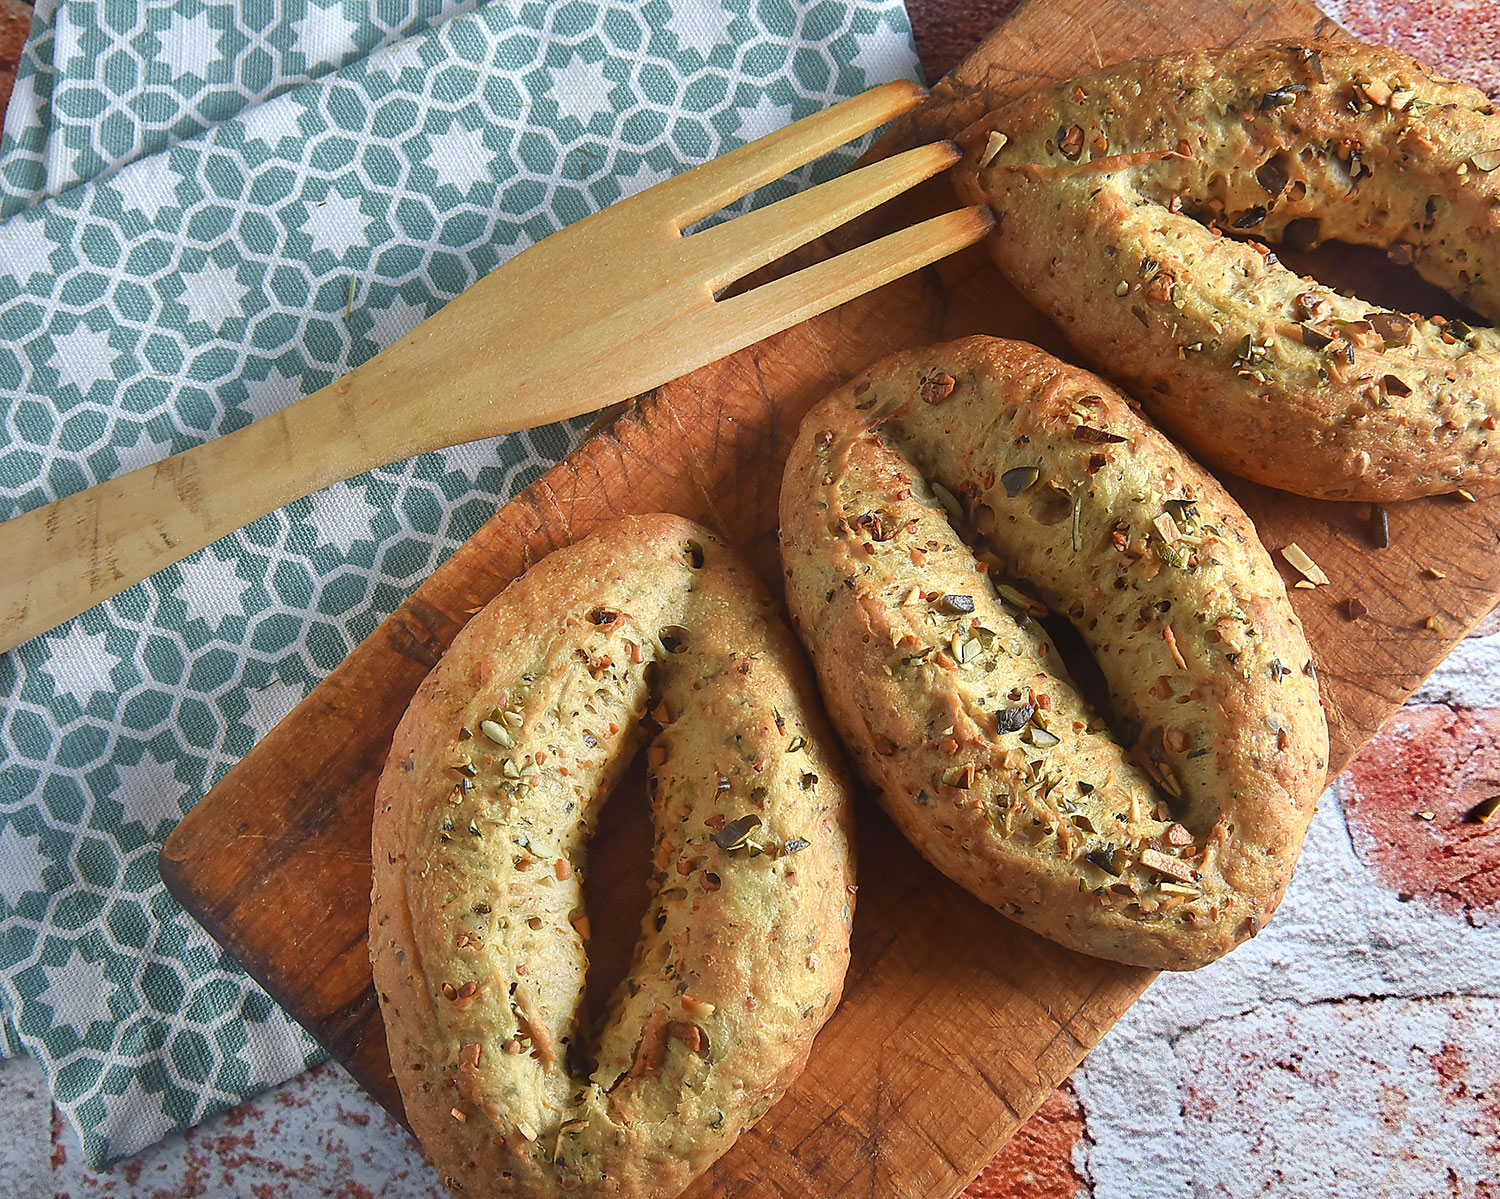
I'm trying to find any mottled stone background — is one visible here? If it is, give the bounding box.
[2,0,1497,1195]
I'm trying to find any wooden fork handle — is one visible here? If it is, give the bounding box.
[0,382,400,654]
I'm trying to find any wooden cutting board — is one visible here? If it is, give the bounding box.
[160,0,1500,1194]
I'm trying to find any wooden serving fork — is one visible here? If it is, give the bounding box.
[0,81,991,652]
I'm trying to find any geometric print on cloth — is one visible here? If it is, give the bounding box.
[0,0,476,218]
[0,0,921,1168]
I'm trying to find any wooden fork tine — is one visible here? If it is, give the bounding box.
[683,140,962,290]
[0,83,979,655]
[710,205,995,342]
[638,79,928,230]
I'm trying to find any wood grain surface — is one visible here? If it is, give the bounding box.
[160,1,1500,1195]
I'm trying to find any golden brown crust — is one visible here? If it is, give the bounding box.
[954,40,1500,501]
[779,337,1327,969]
[370,514,855,1197]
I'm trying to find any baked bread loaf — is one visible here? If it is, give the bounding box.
[780,337,1327,969]
[953,40,1500,501]
[371,514,855,1197]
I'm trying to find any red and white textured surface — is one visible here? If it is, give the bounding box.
[1332,0,1500,96]
[4,0,1499,1195]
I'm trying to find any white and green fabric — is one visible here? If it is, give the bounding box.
[0,0,920,1166]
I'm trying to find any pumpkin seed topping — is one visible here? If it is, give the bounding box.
[995,703,1037,733]
[480,718,515,747]
[1001,466,1041,497]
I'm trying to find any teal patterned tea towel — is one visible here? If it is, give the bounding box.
[0,0,921,1166]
